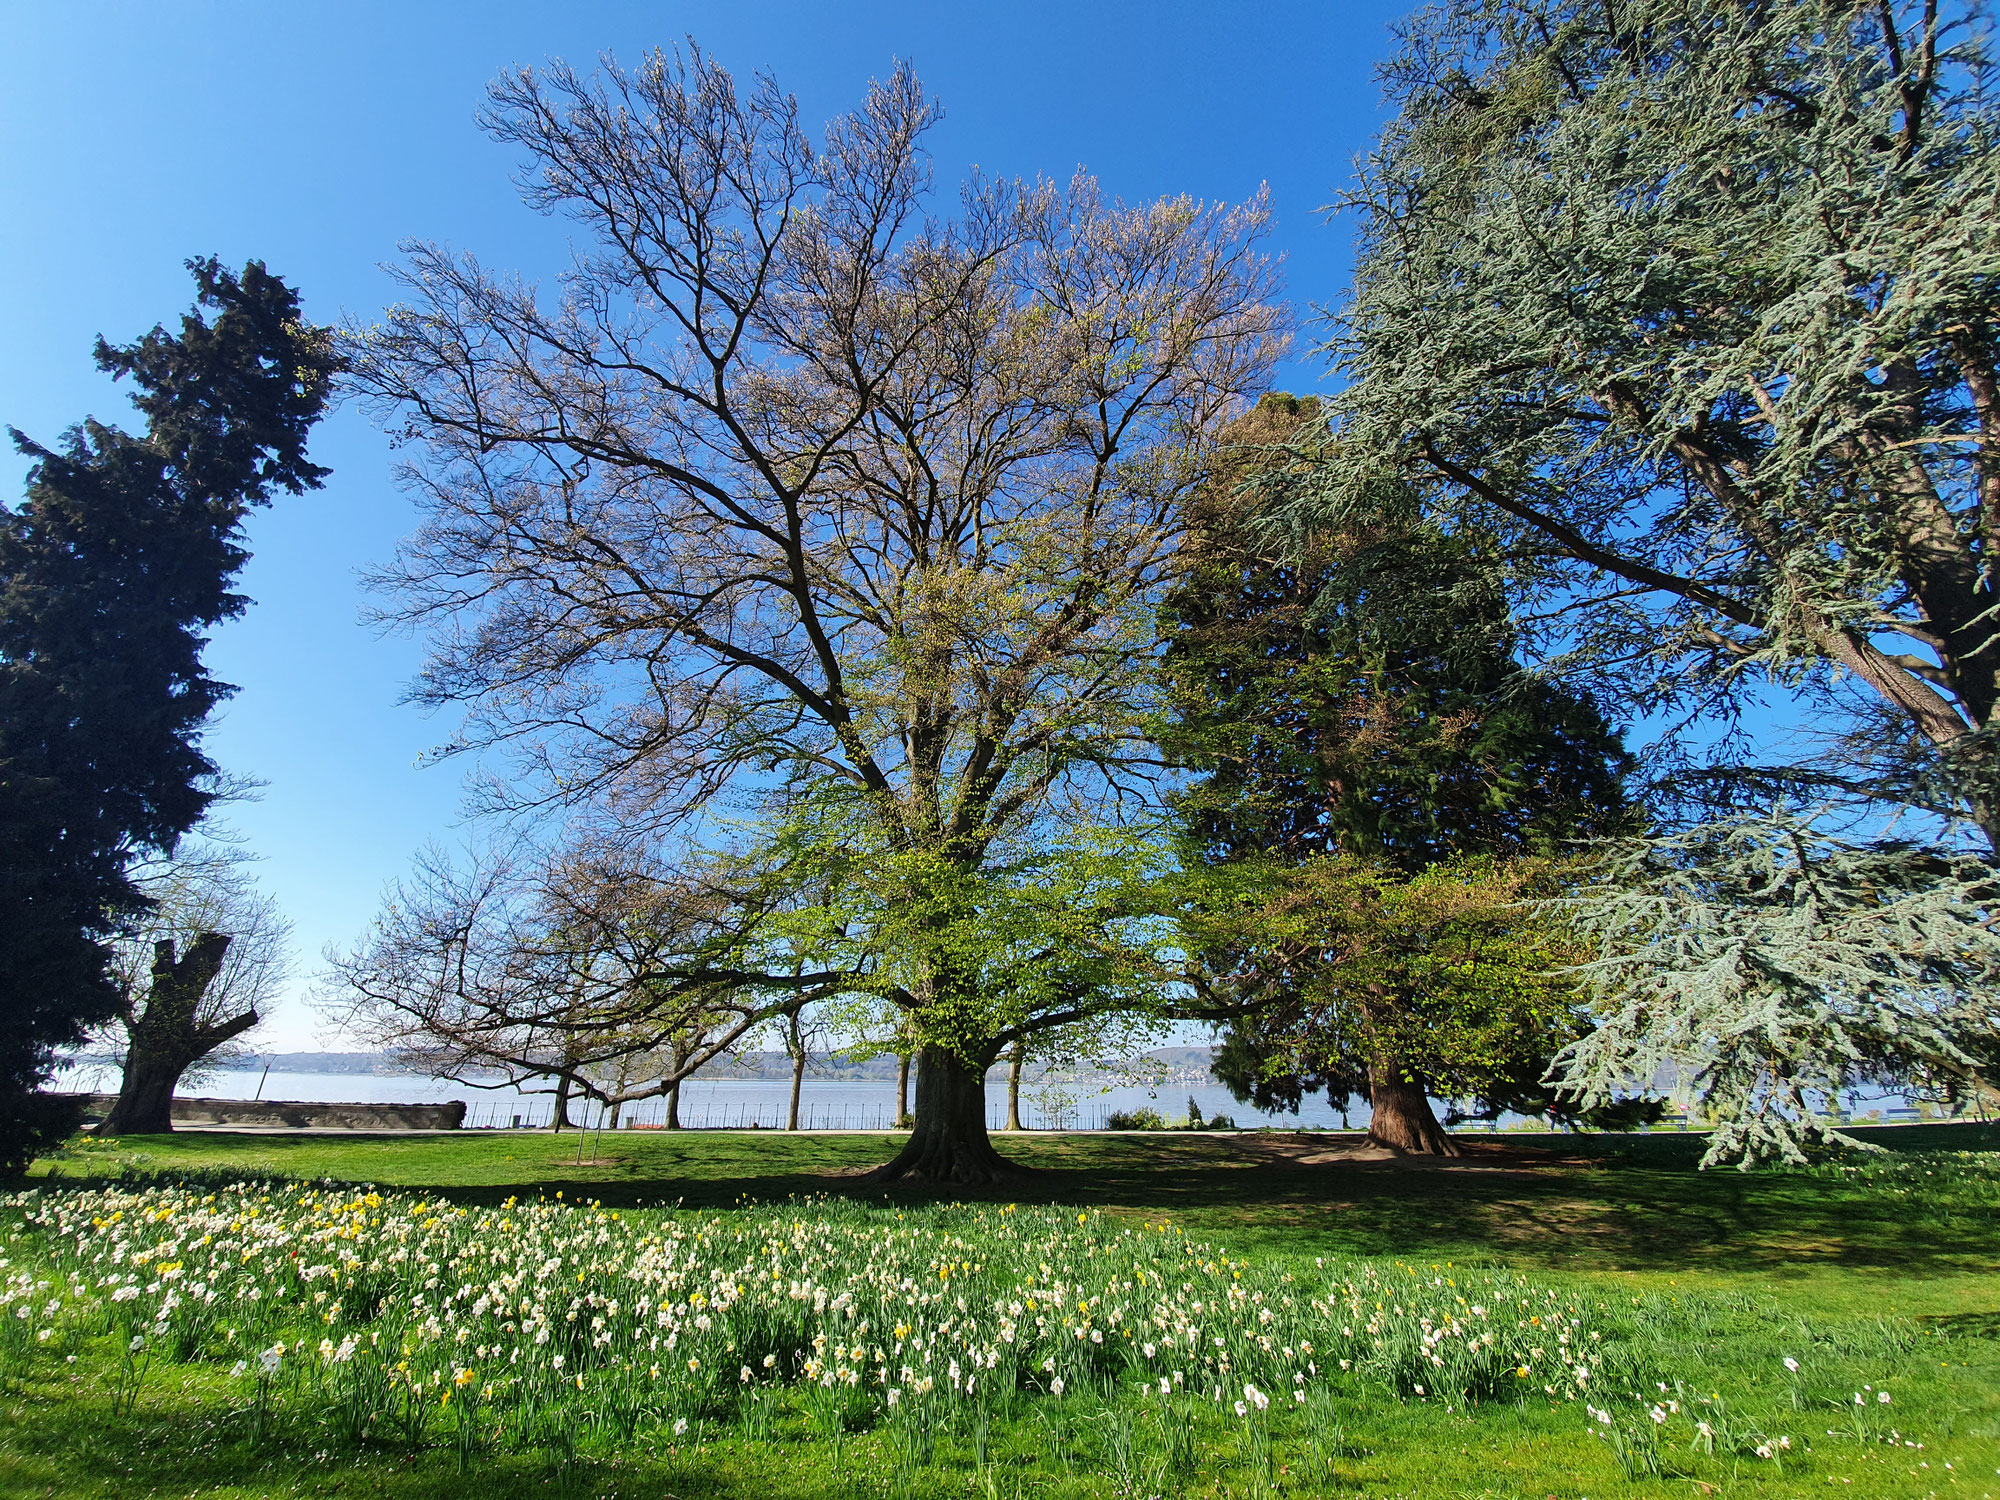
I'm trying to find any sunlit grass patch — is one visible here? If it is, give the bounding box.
[1,1170,1992,1497]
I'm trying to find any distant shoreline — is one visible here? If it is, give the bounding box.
[58,1045,1220,1087]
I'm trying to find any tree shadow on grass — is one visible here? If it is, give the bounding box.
[471,1125,2000,1277]
[1923,1310,2000,1339]
[29,1121,2000,1279]
[0,1407,782,1500]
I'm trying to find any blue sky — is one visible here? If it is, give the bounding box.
[2,1,1410,1047]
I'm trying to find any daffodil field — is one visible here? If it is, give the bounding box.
[2,1161,1991,1498]
[3,1182,1622,1459]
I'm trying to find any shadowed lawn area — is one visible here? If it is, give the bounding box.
[37,1121,2000,1275]
[32,1122,2000,1320]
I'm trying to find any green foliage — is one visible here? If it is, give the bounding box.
[1159,403,1635,1133]
[1210,1015,1368,1120]
[1280,0,2000,842]
[1160,398,1631,875]
[761,790,1188,1066]
[1103,1106,1170,1130]
[1554,812,2000,1166]
[1192,854,1618,1114]
[1102,1102,1234,1131]
[0,259,335,1169]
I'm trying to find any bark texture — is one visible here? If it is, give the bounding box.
[894,1051,911,1127]
[102,935,253,1136]
[866,1044,1023,1185]
[1004,1041,1024,1131]
[1365,1060,1458,1156]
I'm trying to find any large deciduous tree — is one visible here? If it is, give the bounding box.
[343,50,1284,1184]
[0,261,335,1170]
[1286,0,2000,843]
[1162,398,1634,1152]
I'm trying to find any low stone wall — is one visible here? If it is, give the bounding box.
[72,1094,466,1131]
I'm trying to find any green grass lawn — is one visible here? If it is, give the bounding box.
[4,1123,1997,1499]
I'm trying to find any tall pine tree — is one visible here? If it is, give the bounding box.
[1163,395,1636,1152]
[0,259,336,1168]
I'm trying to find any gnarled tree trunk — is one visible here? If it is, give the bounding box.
[866,1043,1022,1185]
[102,935,254,1136]
[1366,1056,1457,1156]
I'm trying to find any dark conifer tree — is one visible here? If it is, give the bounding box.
[1163,395,1636,1151]
[0,259,337,1168]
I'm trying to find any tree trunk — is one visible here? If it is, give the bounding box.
[663,1038,692,1129]
[1366,1058,1458,1156]
[101,1055,183,1136]
[550,1073,575,1132]
[788,1049,805,1131]
[1005,1040,1024,1131]
[866,1043,1023,1185]
[894,1050,911,1127]
[101,934,253,1137]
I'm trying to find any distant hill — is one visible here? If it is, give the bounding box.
[240,1052,406,1075]
[69,1045,1219,1084]
[700,1046,1214,1083]
[246,1046,1218,1084]
[66,1051,433,1078]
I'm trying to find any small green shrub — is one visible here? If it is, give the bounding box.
[1182,1097,1235,1131]
[1106,1108,1169,1131]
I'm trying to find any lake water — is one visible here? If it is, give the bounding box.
[53,1065,1929,1134]
[55,1064,1370,1132]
